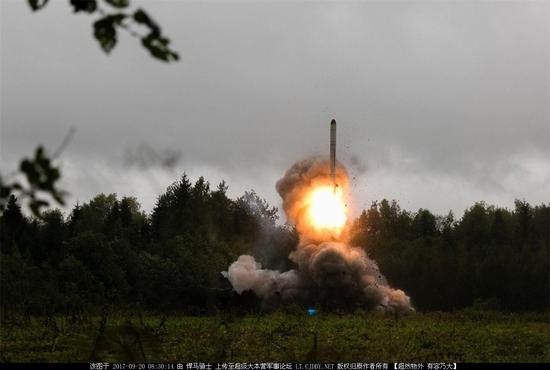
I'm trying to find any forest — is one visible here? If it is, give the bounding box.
[1,174,548,315]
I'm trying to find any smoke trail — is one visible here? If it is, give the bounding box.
[223,157,413,314]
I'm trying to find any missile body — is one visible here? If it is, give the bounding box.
[330,119,336,184]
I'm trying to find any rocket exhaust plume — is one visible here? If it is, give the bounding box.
[222,121,413,314]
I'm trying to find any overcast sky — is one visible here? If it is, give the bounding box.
[1,0,549,218]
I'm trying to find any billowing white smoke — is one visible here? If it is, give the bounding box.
[222,255,302,300]
[222,158,413,314]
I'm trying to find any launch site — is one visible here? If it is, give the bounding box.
[0,0,548,368]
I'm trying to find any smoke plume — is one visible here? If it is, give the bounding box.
[223,157,413,314]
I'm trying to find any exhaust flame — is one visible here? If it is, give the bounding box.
[307,185,346,234]
[275,157,350,243]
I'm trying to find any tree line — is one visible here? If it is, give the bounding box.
[1,174,548,314]
[350,199,549,311]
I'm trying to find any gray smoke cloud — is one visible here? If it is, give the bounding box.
[223,158,413,314]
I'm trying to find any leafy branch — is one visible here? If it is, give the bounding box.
[4,1,180,214]
[28,0,179,62]
[0,147,66,217]
[0,128,74,217]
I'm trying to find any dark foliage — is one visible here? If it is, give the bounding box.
[0,146,65,217]
[94,13,127,53]
[0,175,284,314]
[0,177,548,315]
[26,0,178,62]
[348,199,549,311]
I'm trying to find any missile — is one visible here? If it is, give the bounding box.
[330,119,336,185]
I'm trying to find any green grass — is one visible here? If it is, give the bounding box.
[1,310,549,362]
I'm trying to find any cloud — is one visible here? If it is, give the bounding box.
[1,1,548,217]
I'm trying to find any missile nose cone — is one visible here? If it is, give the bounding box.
[331,119,336,125]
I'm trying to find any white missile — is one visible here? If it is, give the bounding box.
[330,119,336,185]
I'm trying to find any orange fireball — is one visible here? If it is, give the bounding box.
[307,185,347,231]
[276,158,350,242]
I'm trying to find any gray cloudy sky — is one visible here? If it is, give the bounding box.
[1,0,549,218]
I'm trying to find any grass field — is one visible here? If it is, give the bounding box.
[1,310,549,363]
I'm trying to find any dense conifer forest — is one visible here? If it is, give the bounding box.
[1,174,548,314]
